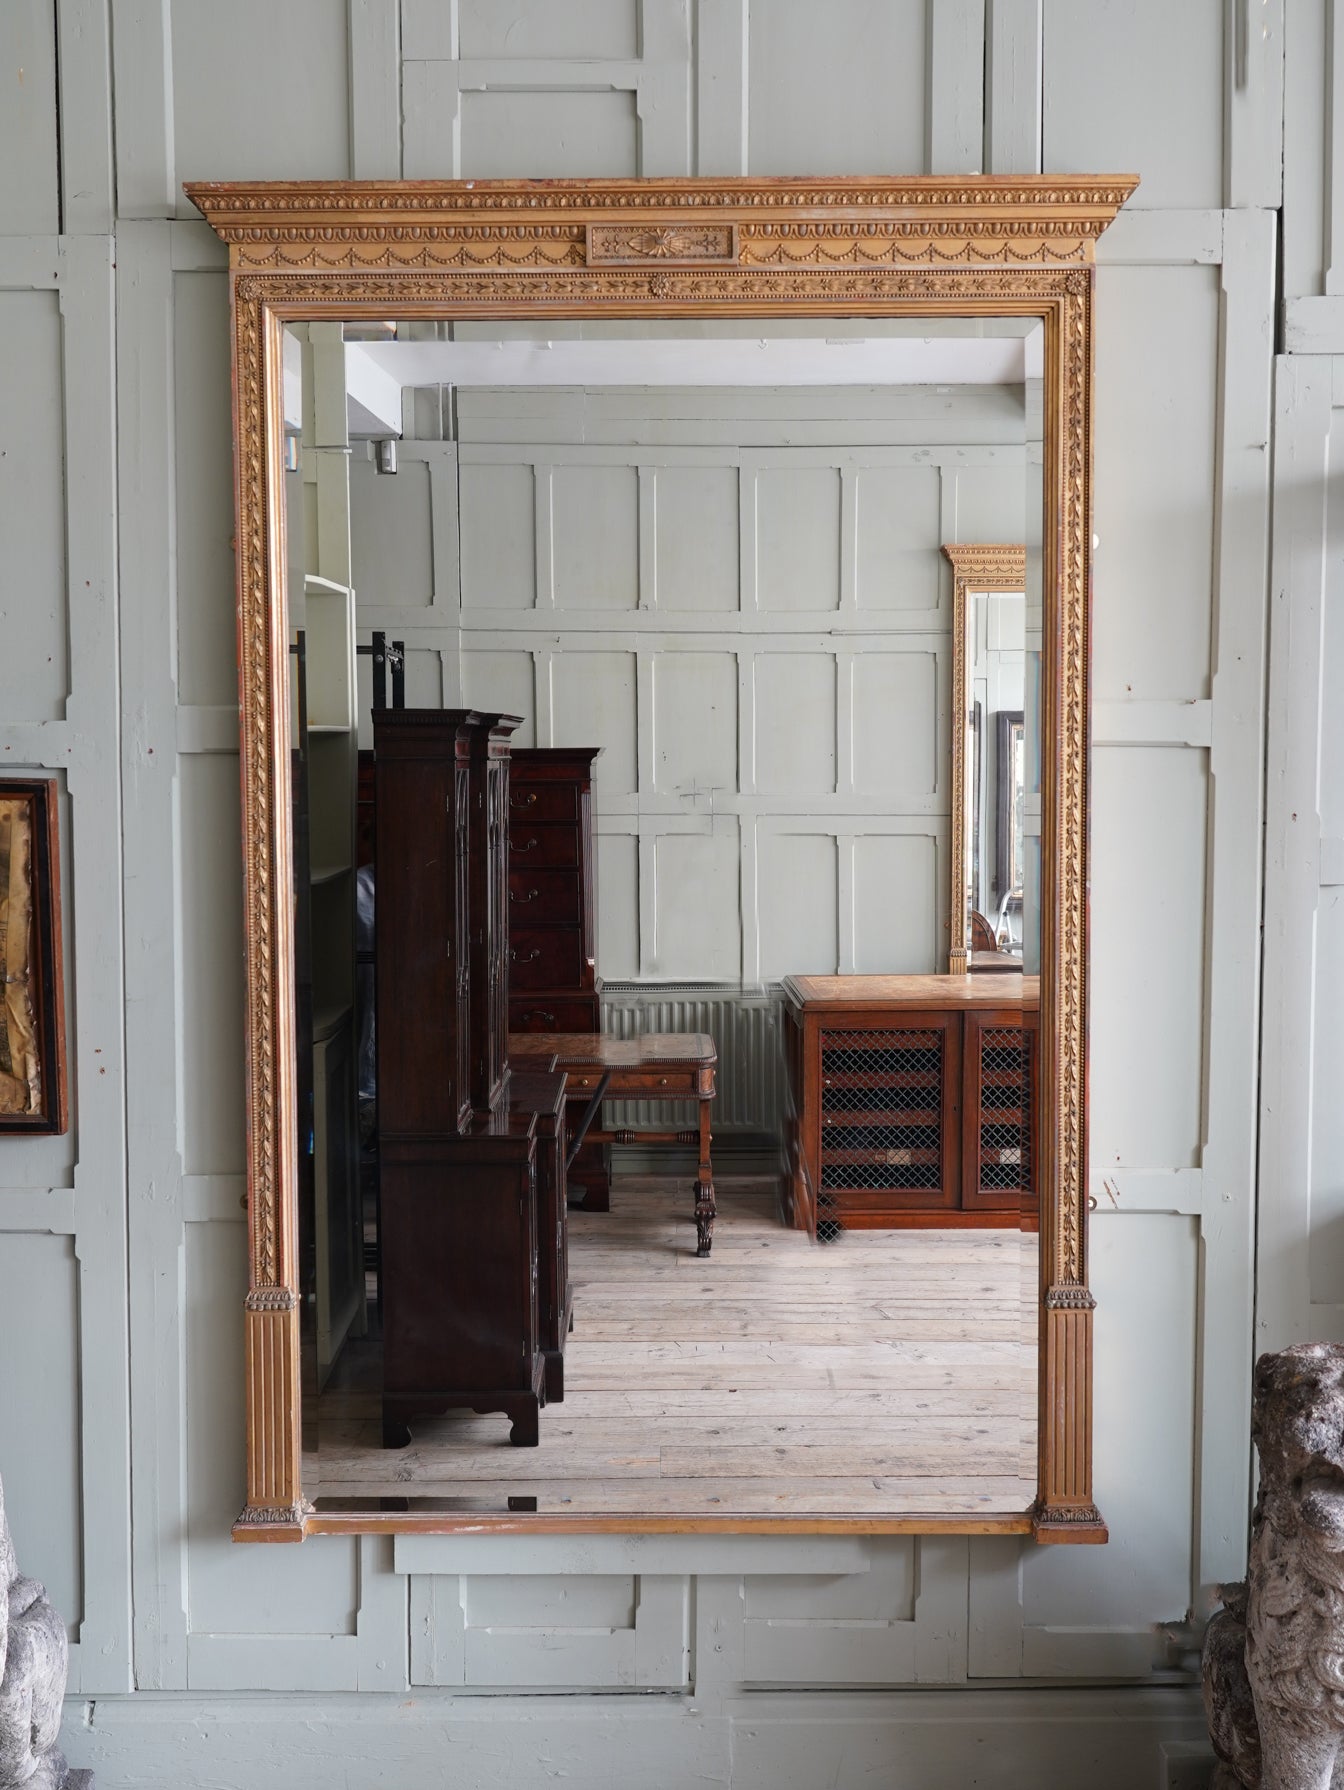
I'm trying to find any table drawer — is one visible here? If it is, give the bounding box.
[509,928,582,989]
[509,823,580,868]
[609,1067,707,1098]
[510,784,576,821]
[508,868,580,925]
[510,997,599,1033]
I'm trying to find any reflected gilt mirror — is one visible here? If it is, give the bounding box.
[188,176,1136,1542]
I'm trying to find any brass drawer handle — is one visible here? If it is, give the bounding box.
[659,1077,669,1086]
[511,888,540,904]
[522,1009,556,1026]
[511,947,542,963]
[513,836,538,853]
[513,792,538,807]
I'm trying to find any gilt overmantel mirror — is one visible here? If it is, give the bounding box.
[188,176,1137,1543]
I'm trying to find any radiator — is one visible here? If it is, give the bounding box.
[599,982,785,1139]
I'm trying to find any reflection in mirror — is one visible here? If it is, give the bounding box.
[283,317,1044,1517]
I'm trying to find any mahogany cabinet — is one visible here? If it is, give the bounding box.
[466,712,522,1117]
[509,1067,572,1402]
[372,710,474,1139]
[379,1114,544,1447]
[782,974,1038,1233]
[374,708,543,1446]
[507,747,608,1209]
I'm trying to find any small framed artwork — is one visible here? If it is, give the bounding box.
[0,779,67,1133]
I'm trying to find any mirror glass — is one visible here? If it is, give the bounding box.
[964,585,1028,964]
[282,315,1043,1517]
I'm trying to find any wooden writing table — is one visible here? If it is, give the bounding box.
[508,1032,718,1255]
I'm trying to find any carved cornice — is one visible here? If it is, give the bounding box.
[186,177,1138,272]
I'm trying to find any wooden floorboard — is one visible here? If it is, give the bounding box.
[311,1173,1039,1516]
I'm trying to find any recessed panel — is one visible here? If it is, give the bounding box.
[653,829,741,979]
[462,650,535,746]
[554,464,640,610]
[758,834,838,979]
[755,654,836,796]
[757,467,841,612]
[1091,746,1207,1168]
[172,0,351,209]
[851,652,938,798]
[552,650,637,796]
[855,466,941,611]
[653,653,738,796]
[1092,265,1218,700]
[351,456,435,609]
[180,756,246,1176]
[595,831,639,979]
[458,0,638,57]
[1043,0,1223,209]
[0,291,67,722]
[953,464,1029,545]
[460,90,638,179]
[749,0,927,175]
[654,466,740,612]
[852,835,938,973]
[460,463,536,610]
[0,1234,80,1633]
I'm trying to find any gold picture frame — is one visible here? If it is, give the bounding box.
[0,779,67,1134]
[187,175,1138,1543]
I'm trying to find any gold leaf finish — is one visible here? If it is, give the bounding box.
[189,174,1138,1541]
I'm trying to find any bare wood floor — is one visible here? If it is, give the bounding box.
[310,1174,1038,1516]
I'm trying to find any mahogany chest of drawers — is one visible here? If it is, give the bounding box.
[507,747,608,1209]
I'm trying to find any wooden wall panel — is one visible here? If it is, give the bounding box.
[168,0,352,214]
[172,268,237,707]
[177,755,246,1176]
[1042,0,1225,207]
[0,1233,82,1632]
[0,0,59,234]
[1091,747,1209,1171]
[757,832,839,979]
[747,0,927,176]
[0,289,69,721]
[1092,264,1220,702]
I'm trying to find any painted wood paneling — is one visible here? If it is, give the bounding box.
[168,0,351,213]
[1043,0,1224,207]
[747,0,928,176]
[0,0,1297,1769]
[0,288,68,721]
[0,1233,82,1632]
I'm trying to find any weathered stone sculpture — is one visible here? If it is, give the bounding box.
[0,1476,90,1789]
[1203,1342,1344,1789]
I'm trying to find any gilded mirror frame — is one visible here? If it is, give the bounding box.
[187,175,1137,1544]
[943,543,1029,976]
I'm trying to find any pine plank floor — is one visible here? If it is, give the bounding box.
[309,1173,1039,1516]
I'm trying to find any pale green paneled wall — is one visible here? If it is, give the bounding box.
[0,1,1322,1784]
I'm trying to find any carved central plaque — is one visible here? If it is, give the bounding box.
[586,223,738,265]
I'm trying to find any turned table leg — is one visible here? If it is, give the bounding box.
[695,1095,716,1256]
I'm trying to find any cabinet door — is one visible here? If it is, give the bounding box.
[961,1008,1035,1213]
[816,1012,962,1224]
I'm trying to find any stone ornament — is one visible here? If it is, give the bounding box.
[1204,1343,1344,1788]
[0,1476,90,1789]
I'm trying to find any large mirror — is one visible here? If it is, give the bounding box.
[188,176,1136,1540]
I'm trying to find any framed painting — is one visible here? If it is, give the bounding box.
[0,780,67,1133]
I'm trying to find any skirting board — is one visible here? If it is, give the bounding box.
[68,1688,1210,1789]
